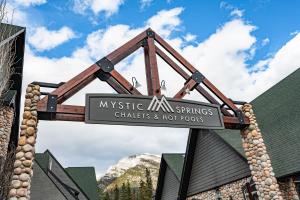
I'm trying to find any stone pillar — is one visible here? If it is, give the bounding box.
[279,178,299,200]
[241,103,282,200]
[9,84,40,200]
[0,106,14,158]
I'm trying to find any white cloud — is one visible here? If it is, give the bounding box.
[290,30,299,36]
[184,33,196,42]
[72,0,124,16]
[14,0,46,7]
[140,0,153,9]
[230,8,244,18]
[249,33,300,97]
[21,7,300,176]
[146,7,184,38]
[28,26,76,51]
[3,2,29,26]
[220,2,244,18]
[250,58,272,73]
[261,38,270,46]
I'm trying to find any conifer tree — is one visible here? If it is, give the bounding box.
[114,186,120,200]
[139,179,146,200]
[145,168,153,200]
[98,187,105,200]
[120,183,127,200]
[103,192,110,200]
[126,180,131,200]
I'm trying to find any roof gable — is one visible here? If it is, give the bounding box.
[216,68,300,178]
[163,154,185,180]
[155,153,184,200]
[66,167,99,200]
[34,150,90,199]
[31,161,67,200]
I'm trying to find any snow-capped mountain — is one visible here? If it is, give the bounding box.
[98,153,161,191]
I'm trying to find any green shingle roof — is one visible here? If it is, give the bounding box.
[35,150,99,200]
[35,151,50,171]
[163,154,185,180]
[66,167,99,200]
[216,68,300,178]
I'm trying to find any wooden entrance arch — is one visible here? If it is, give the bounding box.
[34,28,249,129]
[11,28,277,200]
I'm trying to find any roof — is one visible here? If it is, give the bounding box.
[155,153,185,200]
[35,151,50,171]
[66,167,99,200]
[35,150,98,200]
[216,68,300,178]
[163,154,185,180]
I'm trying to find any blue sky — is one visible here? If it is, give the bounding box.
[20,0,300,63]
[7,0,300,176]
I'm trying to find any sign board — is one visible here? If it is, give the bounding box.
[85,94,224,129]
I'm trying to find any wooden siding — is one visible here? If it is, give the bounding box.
[161,166,180,200]
[31,162,67,200]
[187,129,251,196]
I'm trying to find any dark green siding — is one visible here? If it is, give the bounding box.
[161,166,180,200]
[187,130,250,196]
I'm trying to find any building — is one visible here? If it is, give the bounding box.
[31,150,99,200]
[0,23,25,158]
[156,68,300,199]
[155,154,185,200]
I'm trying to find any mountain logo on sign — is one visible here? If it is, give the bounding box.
[147,96,174,113]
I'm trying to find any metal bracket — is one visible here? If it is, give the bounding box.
[146,29,155,38]
[235,110,245,125]
[191,70,205,84]
[47,95,57,113]
[31,82,65,88]
[95,70,111,81]
[96,57,114,73]
[141,38,148,47]
[229,98,247,105]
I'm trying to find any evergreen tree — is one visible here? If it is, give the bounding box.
[113,186,120,200]
[98,187,105,200]
[103,192,110,200]
[126,181,132,200]
[145,168,153,200]
[131,188,138,200]
[139,179,146,200]
[120,183,127,200]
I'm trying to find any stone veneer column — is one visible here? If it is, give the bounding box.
[0,106,14,158]
[279,178,299,200]
[241,103,282,200]
[9,84,40,200]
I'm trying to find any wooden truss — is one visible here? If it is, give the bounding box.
[36,28,249,129]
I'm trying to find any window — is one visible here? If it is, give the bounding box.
[242,179,259,200]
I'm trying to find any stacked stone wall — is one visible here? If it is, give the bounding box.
[8,84,40,200]
[187,178,248,199]
[241,103,282,200]
[279,178,299,200]
[0,106,14,158]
